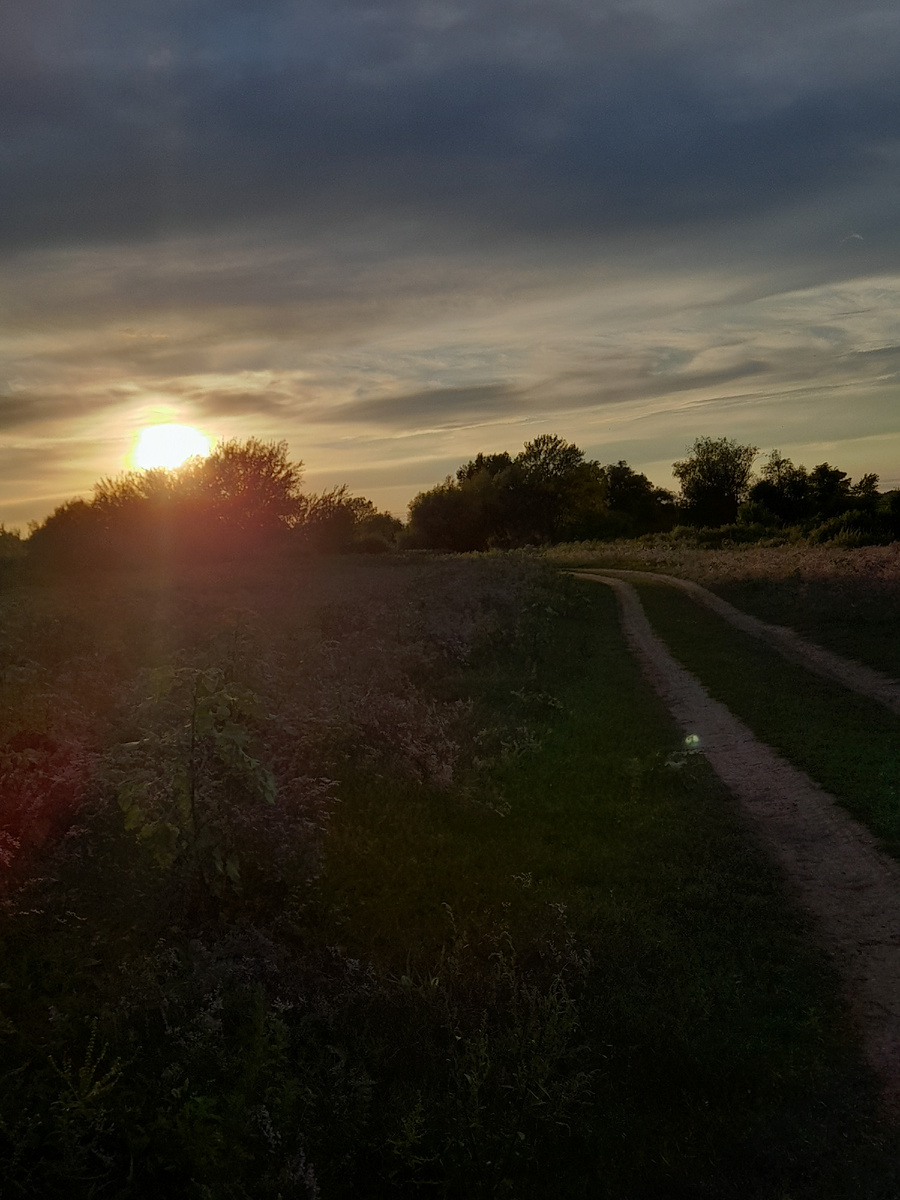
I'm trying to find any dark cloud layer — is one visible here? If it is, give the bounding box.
[3,0,900,255]
[319,383,519,427]
[4,0,900,524]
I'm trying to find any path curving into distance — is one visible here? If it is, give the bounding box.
[576,571,900,1114]
[587,567,900,717]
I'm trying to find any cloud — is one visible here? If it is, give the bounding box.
[4,1,900,524]
[312,383,521,429]
[0,396,38,431]
[2,0,900,257]
[0,387,129,432]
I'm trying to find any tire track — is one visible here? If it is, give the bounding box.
[576,567,900,717]
[577,571,900,1113]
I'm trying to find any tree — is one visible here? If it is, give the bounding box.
[602,462,676,536]
[351,500,403,551]
[189,438,304,536]
[455,452,513,483]
[406,478,488,552]
[0,524,25,562]
[296,486,401,553]
[673,436,758,526]
[851,473,880,503]
[807,463,852,519]
[405,435,610,549]
[746,452,883,529]
[25,499,105,569]
[746,451,811,524]
[509,435,607,543]
[27,439,307,568]
[515,435,586,484]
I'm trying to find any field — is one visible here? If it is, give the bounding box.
[1,552,899,1197]
[546,539,900,676]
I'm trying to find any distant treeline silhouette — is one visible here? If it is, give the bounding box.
[405,434,900,550]
[405,434,675,551]
[6,433,899,571]
[23,439,401,570]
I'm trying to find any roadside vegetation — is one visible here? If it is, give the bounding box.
[546,539,900,679]
[634,581,900,859]
[2,554,899,1196]
[4,432,897,575]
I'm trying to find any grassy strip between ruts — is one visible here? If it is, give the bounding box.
[544,540,900,682]
[708,574,900,682]
[634,580,900,862]
[316,579,900,1198]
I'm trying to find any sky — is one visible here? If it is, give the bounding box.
[3,0,900,528]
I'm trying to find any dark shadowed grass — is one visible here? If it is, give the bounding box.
[316,580,900,1198]
[1,561,899,1197]
[636,581,900,859]
[709,574,900,680]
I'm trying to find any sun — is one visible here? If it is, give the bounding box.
[130,424,211,470]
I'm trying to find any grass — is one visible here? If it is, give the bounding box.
[314,578,900,1197]
[547,537,900,679]
[709,574,900,680]
[1,560,899,1196]
[636,580,900,858]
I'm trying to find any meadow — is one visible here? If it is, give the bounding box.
[1,551,898,1197]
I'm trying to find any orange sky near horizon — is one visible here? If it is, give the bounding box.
[3,0,900,530]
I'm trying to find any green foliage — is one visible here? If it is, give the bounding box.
[406,440,678,552]
[0,559,897,1197]
[746,450,891,540]
[298,486,402,553]
[601,460,676,536]
[0,524,25,561]
[24,439,398,572]
[27,439,305,569]
[408,436,610,550]
[373,911,594,1192]
[404,475,486,551]
[190,437,304,534]
[673,435,758,526]
[808,509,885,546]
[109,665,276,896]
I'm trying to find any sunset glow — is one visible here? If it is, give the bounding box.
[130,425,211,471]
[3,0,900,533]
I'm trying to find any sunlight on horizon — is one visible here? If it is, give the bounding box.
[129,424,211,470]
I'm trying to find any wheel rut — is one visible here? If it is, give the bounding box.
[575,570,900,1114]
[593,567,900,716]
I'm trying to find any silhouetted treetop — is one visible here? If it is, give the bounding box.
[673,436,758,527]
[516,434,586,482]
[406,436,675,550]
[456,452,513,483]
[191,438,304,532]
[26,438,398,569]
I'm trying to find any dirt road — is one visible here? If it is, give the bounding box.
[576,570,900,1113]
[595,567,900,716]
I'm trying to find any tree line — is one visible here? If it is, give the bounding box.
[4,431,897,572]
[404,434,674,551]
[405,434,900,550]
[20,439,401,570]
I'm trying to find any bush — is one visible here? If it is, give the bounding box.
[808,509,893,546]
